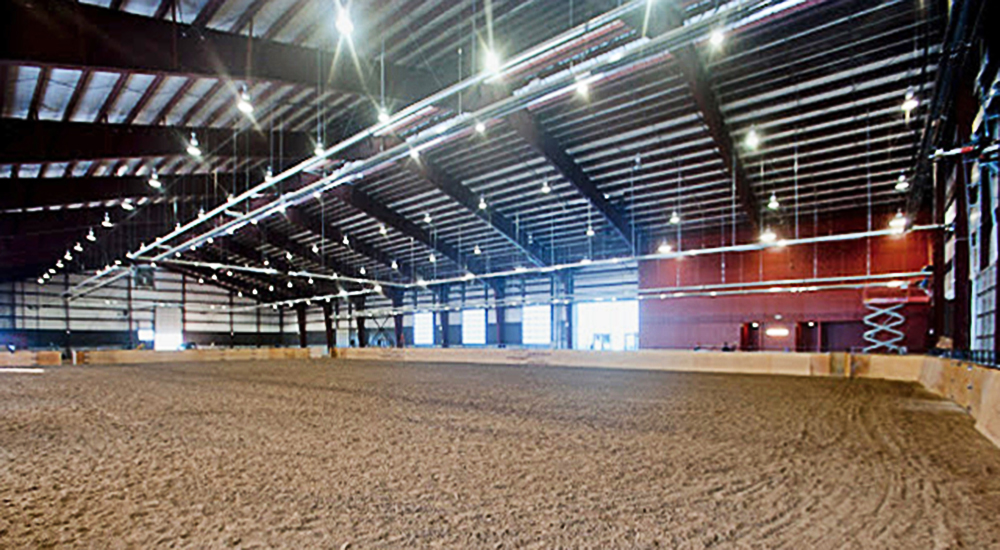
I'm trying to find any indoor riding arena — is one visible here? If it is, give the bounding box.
[1,0,999,548]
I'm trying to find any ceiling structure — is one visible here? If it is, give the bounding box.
[0,0,942,299]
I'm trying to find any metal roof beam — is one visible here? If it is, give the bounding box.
[0,1,439,103]
[0,118,317,164]
[506,109,636,249]
[329,185,483,275]
[404,155,552,267]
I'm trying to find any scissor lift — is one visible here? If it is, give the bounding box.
[862,283,931,354]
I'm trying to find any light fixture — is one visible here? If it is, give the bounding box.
[540,180,551,194]
[186,132,202,157]
[342,235,350,246]
[586,225,595,237]
[580,258,592,265]
[211,274,218,281]
[226,270,233,277]
[121,199,135,211]
[379,224,387,236]
[889,210,907,233]
[657,241,672,254]
[902,88,919,122]
[669,211,680,225]
[147,170,161,189]
[473,244,481,255]
[37,278,44,285]
[409,149,420,160]
[48,268,56,274]
[475,121,486,134]
[314,141,325,157]
[311,244,319,254]
[359,266,367,275]
[308,277,314,285]
[373,283,382,294]
[264,166,274,182]
[207,237,214,244]
[102,212,113,228]
[237,87,253,114]
[263,259,270,267]
[895,173,910,192]
[767,193,780,210]
[252,288,258,295]
[335,6,354,37]
[391,259,398,270]
[428,253,436,263]
[64,251,73,261]
[760,227,777,243]
[114,259,121,265]
[709,29,725,48]
[285,251,293,261]
[197,207,206,219]
[478,196,487,210]
[886,280,904,289]
[484,48,501,74]
[746,127,760,150]
[268,284,275,292]
[73,242,83,253]
[423,213,432,224]
[198,277,205,284]
[765,327,790,338]
[378,107,390,124]
[575,74,590,96]
[287,281,293,288]
[86,228,96,242]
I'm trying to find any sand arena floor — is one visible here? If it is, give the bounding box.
[1,359,999,548]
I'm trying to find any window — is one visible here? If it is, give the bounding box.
[461,309,486,345]
[413,312,434,346]
[575,300,639,351]
[522,305,551,345]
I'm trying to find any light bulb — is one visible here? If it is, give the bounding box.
[658,241,672,254]
[767,193,780,210]
[237,89,253,114]
[760,227,777,243]
[895,173,910,192]
[121,200,135,211]
[186,133,201,157]
[428,253,436,263]
[586,225,595,237]
[475,121,486,134]
[746,128,760,150]
[889,211,907,233]
[669,211,680,224]
[378,108,390,124]
[391,260,398,270]
[86,229,96,242]
[336,7,354,36]
[541,181,551,194]
[147,170,161,189]
[709,29,725,48]
[473,245,481,255]
[478,197,487,210]
[484,49,501,74]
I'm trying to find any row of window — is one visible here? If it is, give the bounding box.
[412,305,553,346]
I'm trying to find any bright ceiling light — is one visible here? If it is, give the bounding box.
[391,259,398,270]
[379,224,388,236]
[409,149,420,160]
[669,211,680,225]
[86,228,97,242]
[580,258,592,265]
[359,266,367,275]
[264,166,274,182]
[709,29,725,48]
[575,75,590,97]
[252,288,258,295]
[64,251,73,261]
[268,284,275,292]
[586,225,595,237]
[473,244,481,255]
[373,283,382,293]
[478,196,487,210]
[895,173,910,192]
[889,210,907,233]
[308,277,314,285]
[745,127,760,150]
[335,6,354,37]
[311,243,319,254]
[767,193,780,210]
[314,141,325,157]
[37,278,44,285]
[658,241,672,254]
[237,88,253,114]
[121,199,135,211]
[186,132,202,157]
[484,49,501,74]
[475,121,486,134]
[902,88,919,122]
[285,251,293,260]
[765,327,790,338]
[428,253,437,263]
[540,180,551,194]
[342,234,350,246]
[423,212,432,224]
[102,212,113,228]
[49,268,56,274]
[147,170,161,189]
[378,107,390,124]
[73,242,83,253]
[760,227,777,243]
